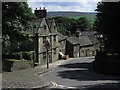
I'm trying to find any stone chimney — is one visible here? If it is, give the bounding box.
[75,28,81,38]
[34,7,47,18]
[68,31,71,36]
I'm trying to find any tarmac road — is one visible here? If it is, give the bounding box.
[42,57,120,90]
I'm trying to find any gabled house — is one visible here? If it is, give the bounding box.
[66,36,80,57]
[66,35,94,58]
[79,31,100,55]
[78,36,94,57]
[26,7,59,65]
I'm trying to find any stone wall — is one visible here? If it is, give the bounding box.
[2,60,33,72]
[80,46,94,57]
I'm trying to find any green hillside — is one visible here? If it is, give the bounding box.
[69,14,96,23]
[47,11,96,22]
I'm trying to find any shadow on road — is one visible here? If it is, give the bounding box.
[59,63,90,69]
[57,62,118,81]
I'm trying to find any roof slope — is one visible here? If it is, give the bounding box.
[58,32,67,41]
[67,36,80,45]
[67,36,93,46]
[79,36,93,46]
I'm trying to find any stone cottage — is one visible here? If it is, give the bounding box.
[80,31,100,55]
[66,35,94,58]
[66,30,99,58]
[66,36,80,57]
[27,7,59,65]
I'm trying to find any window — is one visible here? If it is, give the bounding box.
[54,48,56,55]
[82,50,84,55]
[44,25,47,29]
[43,36,46,43]
[43,52,46,59]
[54,26,56,29]
[53,35,56,41]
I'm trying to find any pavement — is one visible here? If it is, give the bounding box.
[2,59,69,89]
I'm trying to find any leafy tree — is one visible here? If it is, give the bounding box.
[2,2,36,54]
[78,17,89,31]
[53,16,91,35]
[94,2,120,54]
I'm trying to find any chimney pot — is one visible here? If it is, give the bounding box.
[43,7,45,9]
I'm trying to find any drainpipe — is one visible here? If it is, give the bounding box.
[35,33,39,64]
[50,35,52,63]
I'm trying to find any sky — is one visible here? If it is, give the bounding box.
[28,0,102,12]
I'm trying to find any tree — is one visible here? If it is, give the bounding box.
[78,17,89,31]
[53,16,91,35]
[2,2,36,54]
[94,2,120,54]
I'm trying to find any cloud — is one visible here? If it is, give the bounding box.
[28,0,101,2]
[28,0,101,12]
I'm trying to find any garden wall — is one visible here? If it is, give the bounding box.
[2,60,34,72]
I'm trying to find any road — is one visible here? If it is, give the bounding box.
[42,57,120,90]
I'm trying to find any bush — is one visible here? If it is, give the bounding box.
[3,51,35,60]
[22,51,34,60]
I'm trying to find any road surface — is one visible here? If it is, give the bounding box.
[42,57,120,90]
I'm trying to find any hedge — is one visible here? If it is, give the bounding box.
[3,51,36,61]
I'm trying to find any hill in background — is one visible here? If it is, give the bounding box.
[47,11,96,22]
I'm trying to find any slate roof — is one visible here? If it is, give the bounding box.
[46,19,52,30]
[79,36,93,46]
[67,36,93,46]
[88,35,99,44]
[58,32,67,41]
[67,36,80,45]
[27,18,58,36]
[27,18,43,36]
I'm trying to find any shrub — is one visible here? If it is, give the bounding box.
[3,51,35,61]
[22,51,34,60]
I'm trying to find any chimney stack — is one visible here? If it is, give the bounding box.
[75,28,81,38]
[34,7,47,18]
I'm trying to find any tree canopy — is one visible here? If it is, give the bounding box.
[2,2,36,54]
[94,2,120,54]
[52,16,92,36]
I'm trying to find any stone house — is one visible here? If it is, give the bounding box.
[26,8,59,65]
[66,35,94,58]
[66,36,80,57]
[78,36,94,57]
[80,31,100,55]
[58,32,67,55]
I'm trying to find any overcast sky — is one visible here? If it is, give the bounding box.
[28,0,102,12]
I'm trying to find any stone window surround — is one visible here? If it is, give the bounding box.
[53,48,57,55]
[53,35,56,41]
[44,25,47,29]
[43,36,47,43]
[43,52,46,60]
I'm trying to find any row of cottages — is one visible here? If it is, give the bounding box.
[24,8,100,65]
[27,8,59,65]
[65,30,100,58]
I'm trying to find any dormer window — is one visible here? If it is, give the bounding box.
[54,26,56,29]
[43,36,46,43]
[44,25,46,29]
